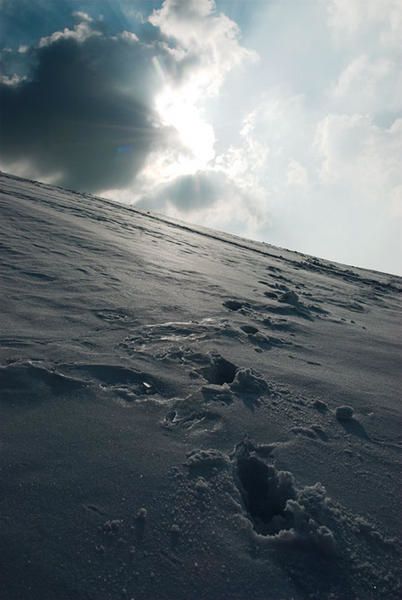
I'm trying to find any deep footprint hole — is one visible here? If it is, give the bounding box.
[240,324,259,335]
[199,355,238,385]
[236,454,296,536]
[223,299,246,311]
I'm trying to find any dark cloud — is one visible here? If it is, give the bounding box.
[0,1,252,195]
[0,24,173,193]
[137,171,238,212]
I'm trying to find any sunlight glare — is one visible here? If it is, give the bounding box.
[155,83,215,177]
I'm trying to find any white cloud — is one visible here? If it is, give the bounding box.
[205,86,402,273]
[326,0,402,120]
[315,114,402,190]
[118,31,139,44]
[149,0,257,95]
[38,16,99,48]
[201,0,402,274]
[331,55,402,114]
[0,73,26,86]
[287,160,309,188]
[72,11,93,24]
[130,0,258,188]
[327,0,402,48]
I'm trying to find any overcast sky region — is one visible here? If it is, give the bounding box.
[1,0,401,275]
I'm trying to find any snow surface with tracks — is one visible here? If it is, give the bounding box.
[0,171,401,600]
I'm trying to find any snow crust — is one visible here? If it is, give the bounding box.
[0,171,401,600]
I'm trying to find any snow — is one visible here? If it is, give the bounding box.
[0,170,401,599]
[335,405,355,421]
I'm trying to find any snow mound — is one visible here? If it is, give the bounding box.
[233,441,336,554]
[230,367,269,397]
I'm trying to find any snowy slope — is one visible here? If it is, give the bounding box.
[0,170,401,600]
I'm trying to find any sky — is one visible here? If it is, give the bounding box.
[0,0,401,275]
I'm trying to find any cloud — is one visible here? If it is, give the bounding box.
[178,0,401,274]
[215,88,402,273]
[327,0,402,48]
[139,0,257,182]
[149,0,256,94]
[130,0,402,274]
[315,114,402,188]
[0,15,174,192]
[101,0,257,216]
[137,170,227,212]
[330,55,402,115]
[38,16,98,47]
[131,169,269,237]
[1,0,401,274]
[0,2,254,194]
[326,0,402,120]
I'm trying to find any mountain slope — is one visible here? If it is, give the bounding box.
[0,171,401,600]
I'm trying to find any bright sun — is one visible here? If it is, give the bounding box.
[154,82,216,178]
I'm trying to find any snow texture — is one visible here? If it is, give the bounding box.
[0,171,401,600]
